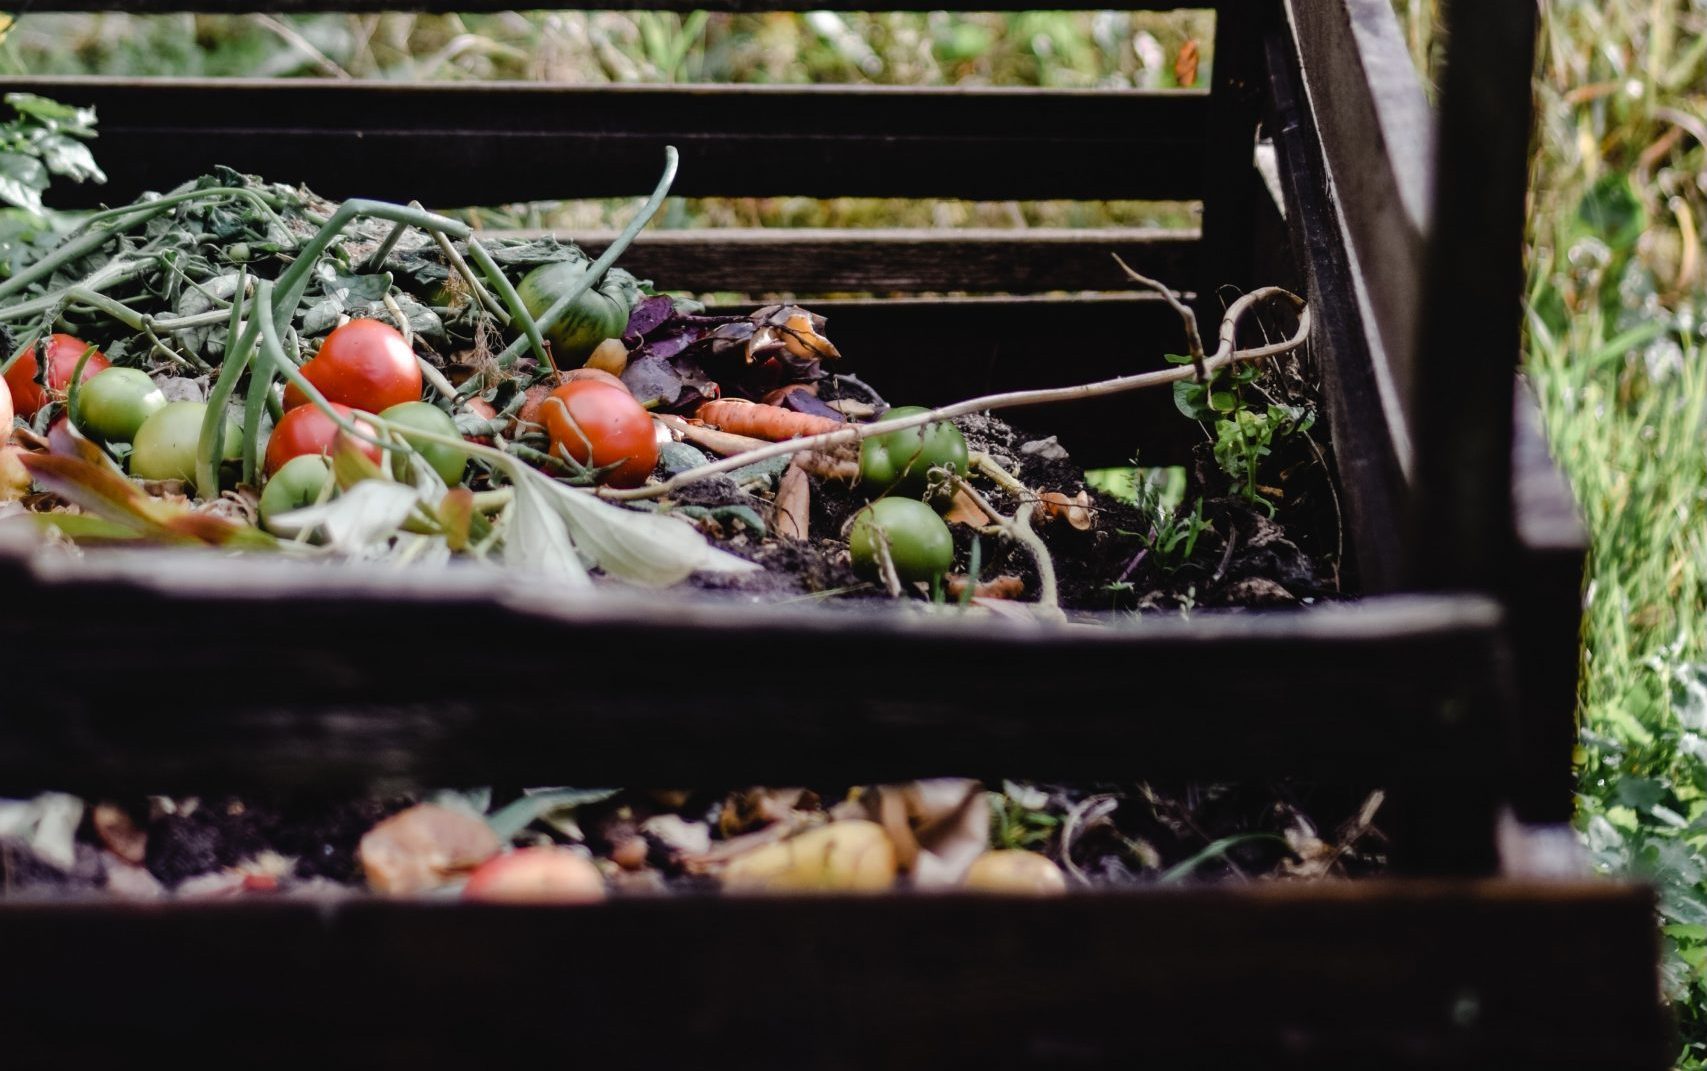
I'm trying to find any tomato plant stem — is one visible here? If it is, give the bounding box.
[490,146,679,368]
[432,230,510,326]
[463,237,552,372]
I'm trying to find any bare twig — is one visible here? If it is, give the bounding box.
[1113,253,1206,381]
[603,287,1308,504]
[250,13,352,79]
[955,475,1060,618]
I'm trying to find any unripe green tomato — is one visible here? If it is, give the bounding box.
[260,454,333,529]
[516,261,631,366]
[130,401,241,489]
[379,401,467,487]
[849,498,955,585]
[858,406,969,501]
[75,367,166,444]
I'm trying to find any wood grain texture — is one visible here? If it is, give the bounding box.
[0,77,1209,205]
[0,555,1506,795]
[1505,385,1588,823]
[1263,25,1410,593]
[501,227,1201,296]
[0,881,1668,1069]
[1287,0,1433,459]
[1407,0,1537,590]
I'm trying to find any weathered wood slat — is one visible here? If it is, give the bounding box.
[1263,25,1409,592]
[1287,0,1433,468]
[0,77,1209,205]
[1407,1,1538,591]
[501,227,1200,296]
[708,294,1201,464]
[0,882,1667,1069]
[0,557,1505,794]
[1505,384,1588,824]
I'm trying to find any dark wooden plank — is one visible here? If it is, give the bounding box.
[18,0,1203,10]
[1287,0,1433,456]
[1407,1,1538,590]
[502,227,1201,296]
[0,882,1667,1069]
[0,77,1209,205]
[1504,383,1587,824]
[1263,25,1410,593]
[713,294,1202,465]
[1193,0,1271,318]
[0,556,1506,795]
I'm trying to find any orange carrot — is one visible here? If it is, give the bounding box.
[695,398,843,442]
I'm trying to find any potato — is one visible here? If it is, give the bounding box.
[722,820,897,893]
[962,850,1068,895]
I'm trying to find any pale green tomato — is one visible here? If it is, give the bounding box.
[75,367,166,444]
[130,401,240,489]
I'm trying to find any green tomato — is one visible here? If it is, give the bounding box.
[849,498,956,586]
[259,454,334,530]
[130,401,240,489]
[379,401,467,487]
[858,406,969,502]
[75,367,166,444]
[516,261,635,366]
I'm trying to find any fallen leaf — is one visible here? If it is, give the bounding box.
[92,803,147,865]
[773,459,811,541]
[946,574,1026,601]
[1175,38,1200,87]
[944,487,995,528]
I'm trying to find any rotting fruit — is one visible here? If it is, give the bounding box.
[379,401,466,487]
[542,380,659,488]
[283,319,422,414]
[130,401,240,489]
[259,454,333,529]
[463,847,606,904]
[722,820,897,893]
[516,261,634,367]
[858,405,969,501]
[849,497,955,585]
[265,402,381,476]
[74,367,166,444]
[5,334,111,420]
[963,850,1068,895]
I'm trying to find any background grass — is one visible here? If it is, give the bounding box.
[3,3,1705,1061]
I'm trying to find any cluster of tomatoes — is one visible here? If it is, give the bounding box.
[2,311,661,524]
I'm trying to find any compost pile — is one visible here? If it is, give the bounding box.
[0,162,1336,617]
[0,132,1363,903]
[0,780,1387,901]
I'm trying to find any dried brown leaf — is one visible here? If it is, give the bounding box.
[1175,38,1200,88]
[773,459,811,541]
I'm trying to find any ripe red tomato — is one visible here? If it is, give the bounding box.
[542,380,658,488]
[265,402,381,475]
[282,319,422,414]
[4,334,111,419]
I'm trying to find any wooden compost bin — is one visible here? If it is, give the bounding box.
[0,1,1672,1067]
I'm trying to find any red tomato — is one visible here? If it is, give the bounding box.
[264,403,381,475]
[4,334,111,419]
[542,381,658,488]
[282,319,422,414]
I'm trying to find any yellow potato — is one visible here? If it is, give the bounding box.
[723,820,897,893]
[962,850,1068,895]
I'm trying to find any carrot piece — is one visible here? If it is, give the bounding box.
[695,398,843,442]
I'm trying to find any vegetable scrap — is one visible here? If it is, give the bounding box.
[0,782,1387,900]
[0,126,1337,618]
